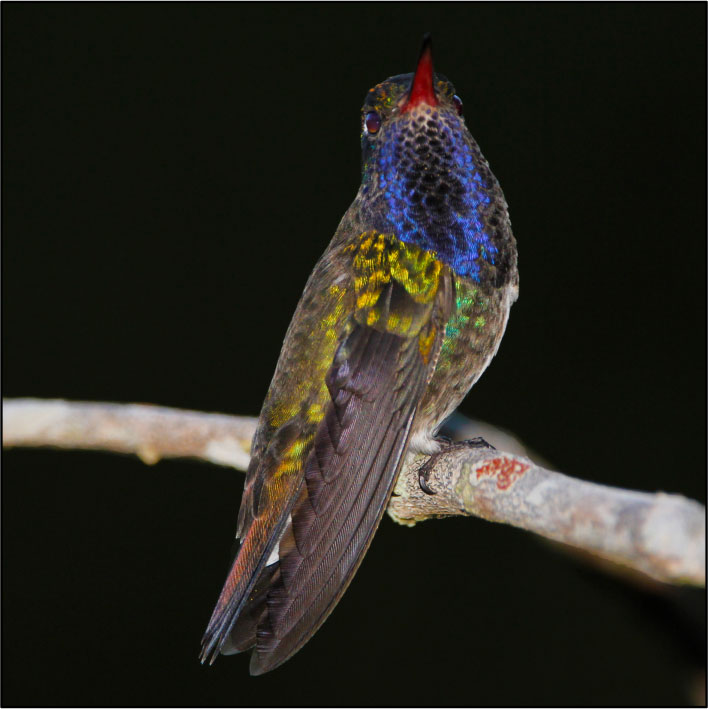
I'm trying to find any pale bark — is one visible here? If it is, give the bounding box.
[3,397,704,587]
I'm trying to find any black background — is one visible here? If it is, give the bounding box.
[3,4,705,707]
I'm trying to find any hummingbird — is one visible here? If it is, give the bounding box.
[200,35,518,675]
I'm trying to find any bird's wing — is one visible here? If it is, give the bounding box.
[201,233,454,674]
[200,251,352,664]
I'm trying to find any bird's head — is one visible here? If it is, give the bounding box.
[359,35,467,191]
[354,35,511,283]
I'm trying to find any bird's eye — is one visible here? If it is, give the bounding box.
[453,95,463,115]
[365,111,381,135]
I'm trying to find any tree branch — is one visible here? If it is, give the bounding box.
[3,397,704,587]
[3,398,256,468]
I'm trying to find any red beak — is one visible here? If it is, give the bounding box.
[402,34,438,112]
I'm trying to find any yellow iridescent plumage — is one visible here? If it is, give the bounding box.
[267,231,445,435]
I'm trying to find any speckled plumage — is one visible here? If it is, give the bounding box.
[201,38,518,675]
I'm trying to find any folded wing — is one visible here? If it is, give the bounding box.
[201,234,453,675]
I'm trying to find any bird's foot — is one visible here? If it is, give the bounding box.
[418,436,496,495]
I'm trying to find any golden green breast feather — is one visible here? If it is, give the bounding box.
[346,231,445,364]
[436,277,489,372]
[347,233,492,371]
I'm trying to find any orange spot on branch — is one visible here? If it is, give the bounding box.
[475,457,529,491]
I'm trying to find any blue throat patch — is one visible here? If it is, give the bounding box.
[361,110,501,282]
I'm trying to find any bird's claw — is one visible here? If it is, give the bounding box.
[416,436,496,495]
[418,467,436,495]
[463,436,496,450]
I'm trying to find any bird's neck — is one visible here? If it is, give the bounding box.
[357,135,505,282]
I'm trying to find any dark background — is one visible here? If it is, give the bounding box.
[3,4,705,706]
